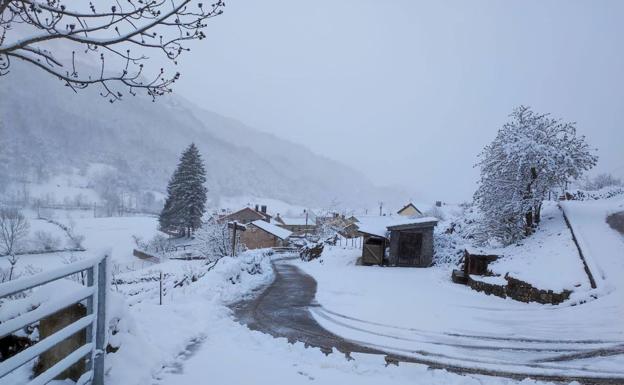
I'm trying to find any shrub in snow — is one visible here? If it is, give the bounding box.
[425,205,445,221]
[582,173,623,191]
[565,185,624,201]
[300,242,324,262]
[474,106,597,245]
[33,230,61,251]
[195,218,243,260]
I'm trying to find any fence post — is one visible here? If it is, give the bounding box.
[93,256,107,385]
[159,271,163,305]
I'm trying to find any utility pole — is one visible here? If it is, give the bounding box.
[379,201,383,216]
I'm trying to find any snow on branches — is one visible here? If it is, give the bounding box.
[474,106,597,245]
[0,0,224,102]
[195,218,242,261]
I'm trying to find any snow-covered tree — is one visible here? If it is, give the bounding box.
[159,143,207,237]
[474,106,597,244]
[0,0,224,102]
[194,218,242,260]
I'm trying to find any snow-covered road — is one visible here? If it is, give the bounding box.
[295,199,624,382]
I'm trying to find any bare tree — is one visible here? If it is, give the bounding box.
[0,207,29,256]
[0,208,29,280]
[0,0,224,102]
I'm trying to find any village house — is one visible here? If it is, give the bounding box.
[274,213,316,235]
[240,220,292,250]
[356,216,438,267]
[218,205,271,224]
[396,202,423,217]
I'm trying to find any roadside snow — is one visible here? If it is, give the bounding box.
[296,241,624,378]
[560,197,624,293]
[487,202,590,292]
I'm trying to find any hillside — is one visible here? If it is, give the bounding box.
[0,63,404,209]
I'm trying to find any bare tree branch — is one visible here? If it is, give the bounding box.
[0,0,224,101]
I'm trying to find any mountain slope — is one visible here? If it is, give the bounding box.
[0,63,399,208]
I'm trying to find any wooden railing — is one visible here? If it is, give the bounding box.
[0,255,108,385]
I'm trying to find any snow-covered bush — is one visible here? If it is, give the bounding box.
[564,185,624,201]
[425,205,445,221]
[582,173,622,191]
[33,230,61,251]
[474,106,597,245]
[195,218,242,261]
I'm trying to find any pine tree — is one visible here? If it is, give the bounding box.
[159,143,207,236]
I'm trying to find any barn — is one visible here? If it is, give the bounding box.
[357,216,438,267]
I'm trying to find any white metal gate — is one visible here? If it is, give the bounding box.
[0,255,108,385]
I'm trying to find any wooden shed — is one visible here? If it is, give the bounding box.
[360,233,387,265]
[357,216,438,267]
[387,220,437,267]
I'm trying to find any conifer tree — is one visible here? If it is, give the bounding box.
[159,143,207,236]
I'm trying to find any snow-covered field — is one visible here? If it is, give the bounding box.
[0,212,161,275]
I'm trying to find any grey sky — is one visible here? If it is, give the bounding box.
[173,0,624,202]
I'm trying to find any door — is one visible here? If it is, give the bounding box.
[397,232,422,266]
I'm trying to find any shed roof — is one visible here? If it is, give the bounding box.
[251,220,292,240]
[357,216,438,238]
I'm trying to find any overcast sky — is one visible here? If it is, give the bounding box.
[173,0,624,202]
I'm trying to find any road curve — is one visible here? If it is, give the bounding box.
[229,258,624,385]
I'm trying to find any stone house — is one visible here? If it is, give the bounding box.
[241,220,292,250]
[274,213,316,235]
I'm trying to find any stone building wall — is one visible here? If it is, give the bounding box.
[240,226,281,250]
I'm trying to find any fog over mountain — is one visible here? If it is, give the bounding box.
[0,63,410,209]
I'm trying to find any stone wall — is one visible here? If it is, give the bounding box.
[240,225,281,250]
[466,274,571,305]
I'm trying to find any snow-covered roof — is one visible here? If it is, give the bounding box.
[356,216,438,238]
[250,220,292,240]
[280,217,313,226]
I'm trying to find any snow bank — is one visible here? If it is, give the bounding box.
[487,202,590,292]
[104,252,274,385]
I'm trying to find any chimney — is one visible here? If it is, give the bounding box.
[255,204,259,211]
[261,205,267,214]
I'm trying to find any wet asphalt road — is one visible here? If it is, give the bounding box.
[231,259,383,356]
